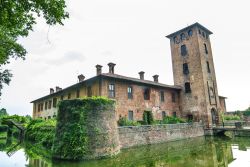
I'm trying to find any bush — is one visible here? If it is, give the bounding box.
[143,111,154,125]
[162,116,186,124]
[224,115,241,121]
[25,119,56,148]
[118,117,141,126]
[243,110,250,116]
[0,125,8,132]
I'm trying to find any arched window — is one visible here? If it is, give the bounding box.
[202,32,205,38]
[180,33,186,40]
[181,45,187,56]
[185,82,191,93]
[188,29,193,36]
[204,43,208,54]
[173,36,177,43]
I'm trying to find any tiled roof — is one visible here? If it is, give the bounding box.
[100,73,182,90]
[31,73,181,103]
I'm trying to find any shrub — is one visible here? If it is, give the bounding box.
[143,111,154,125]
[243,110,250,116]
[0,125,8,132]
[224,115,241,121]
[162,116,186,124]
[25,119,56,148]
[118,117,141,126]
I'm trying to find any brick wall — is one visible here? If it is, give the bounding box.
[118,122,204,148]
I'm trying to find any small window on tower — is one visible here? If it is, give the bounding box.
[185,82,191,93]
[181,45,187,56]
[188,30,193,36]
[202,32,205,38]
[173,36,177,44]
[180,33,186,41]
[206,61,211,73]
[183,63,189,75]
[204,43,208,54]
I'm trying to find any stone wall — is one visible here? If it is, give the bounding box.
[118,122,204,148]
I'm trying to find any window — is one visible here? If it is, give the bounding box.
[183,63,189,75]
[172,93,176,102]
[60,95,64,101]
[206,61,211,73]
[204,43,208,54]
[198,29,201,34]
[48,100,52,109]
[108,84,115,98]
[160,91,164,102]
[68,93,71,99]
[173,112,177,117]
[162,111,166,119]
[144,88,150,100]
[128,86,133,99]
[40,103,43,111]
[173,36,177,43]
[45,101,48,110]
[180,33,186,40]
[187,114,193,122]
[188,29,193,36]
[202,32,205,38]
[128,110,134,121]
[185,82,191,93]
[87,86,92,97]
[76,89,80,98]
[48,116,51,120]
[181,45,187,56]
[52,98,57,108]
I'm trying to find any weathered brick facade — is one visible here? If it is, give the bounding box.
[31,23,226,126]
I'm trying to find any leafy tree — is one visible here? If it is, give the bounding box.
[0,108,8,117]
[0,0,69,96]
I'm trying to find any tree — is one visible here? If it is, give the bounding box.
[0,108,8,117]
[0,0,69,96]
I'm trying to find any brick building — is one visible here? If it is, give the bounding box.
[31,23,227,127]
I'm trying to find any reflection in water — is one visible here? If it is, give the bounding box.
[1,136,250,167]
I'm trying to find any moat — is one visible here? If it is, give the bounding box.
[1,136,250,167]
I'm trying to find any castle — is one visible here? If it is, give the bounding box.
[31,23,227,127]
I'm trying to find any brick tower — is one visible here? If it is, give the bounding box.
[167,23,221,127]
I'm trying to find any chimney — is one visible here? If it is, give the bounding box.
[50,88,54,94]
[56,86,62,92]
[108,62,116,74]
[139,71,145,80]
[78,74,85,82]
[96,64,103,75]
[153,75,159,83]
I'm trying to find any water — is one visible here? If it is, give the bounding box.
[1,136,250,167]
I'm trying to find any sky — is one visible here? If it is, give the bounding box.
[1,0,250,116]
